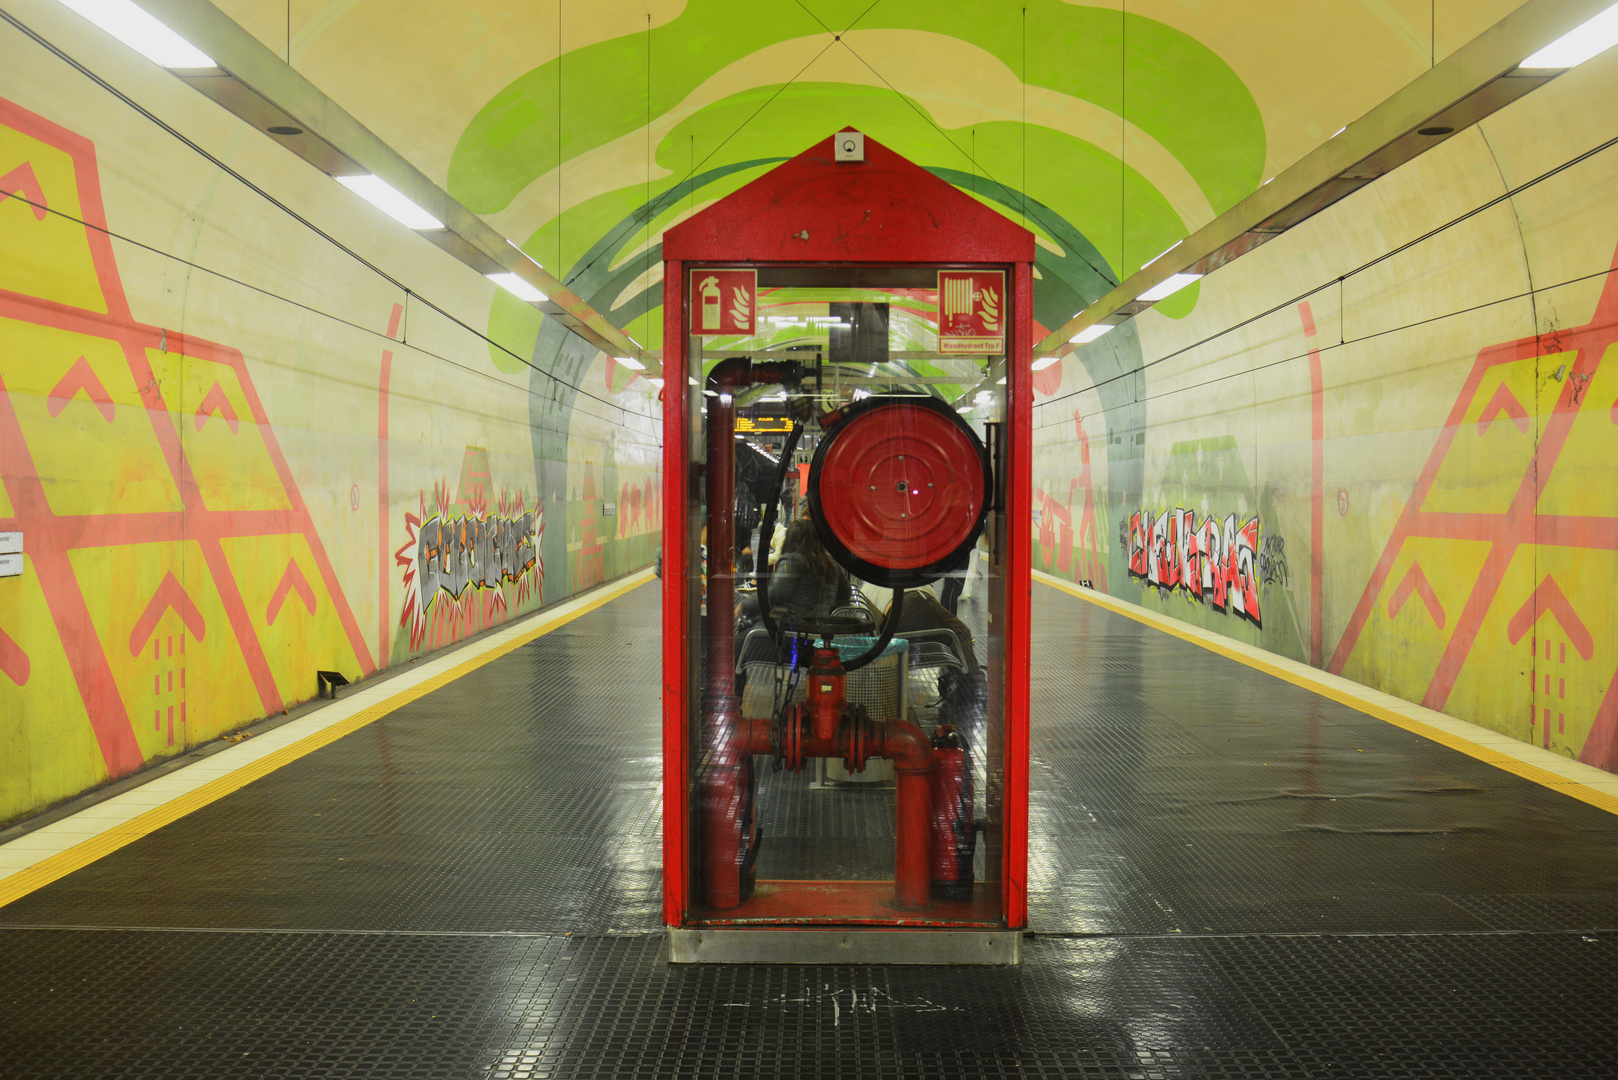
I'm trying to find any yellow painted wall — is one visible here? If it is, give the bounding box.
[1033,46,1618,772]
[0,5,659,825]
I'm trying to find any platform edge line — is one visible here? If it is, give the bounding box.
[0,571,653,910]
[1034,571,1618,818]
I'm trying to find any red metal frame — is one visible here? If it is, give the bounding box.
[661,131,1034,930]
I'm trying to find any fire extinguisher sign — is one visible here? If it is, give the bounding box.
[936,270,1005,354]
[690,268,757,336]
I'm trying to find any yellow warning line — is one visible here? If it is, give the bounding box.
[0,573,652,910]
[1036,572,1618,819]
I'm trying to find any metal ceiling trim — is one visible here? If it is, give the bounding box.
[1035,0,1615,359]
[140,0,652,369]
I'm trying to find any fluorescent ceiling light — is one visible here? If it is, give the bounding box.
[614,355,646,371]
[506,239,543,268]
[1520,3,1618,68]
[1072,324,1115,344]
[487,273,545,302]
[1139,273,1202,302]
[335,174,443,230]
[57,0,215,67]
[647,377,665,388]
[1146,240,1182,266]
[1031,356,1061,371]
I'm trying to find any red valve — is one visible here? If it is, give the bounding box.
[806,648,846,742]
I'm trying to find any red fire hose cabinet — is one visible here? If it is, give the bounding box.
[661,131,1033,964]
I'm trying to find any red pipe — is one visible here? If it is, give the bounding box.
[742,715,936,909]
[701,358,794,910]
[877,718,937,910]
[701,361,744,909]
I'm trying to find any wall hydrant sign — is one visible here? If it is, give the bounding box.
[691,268,757,336]
[937,270,1005,354]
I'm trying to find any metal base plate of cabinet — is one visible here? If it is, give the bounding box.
[667,927,1023,965]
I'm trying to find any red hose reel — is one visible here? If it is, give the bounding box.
[807,395,990,590]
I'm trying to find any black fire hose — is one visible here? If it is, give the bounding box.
[755,419,904,674]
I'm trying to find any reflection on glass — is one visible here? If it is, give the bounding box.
[686,269,1010,926]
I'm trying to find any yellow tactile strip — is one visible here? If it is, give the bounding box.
[1035,571,1618,819]
[0,571,654,910]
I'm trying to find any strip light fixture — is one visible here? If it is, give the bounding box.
[1137,273,1202,302]
[487,273,546,303]
[56,0,212,67]
[1520,1,1618,67]
[48,0,654,369]
[334,174,443,230]
[1145,240,1182,266]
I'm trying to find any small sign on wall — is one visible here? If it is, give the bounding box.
[691,269,757,336]
[937,270,1005,355]
[0,533,20,578]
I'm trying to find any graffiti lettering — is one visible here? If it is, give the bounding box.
[397,491,544,651]
[1127,508,1262,625]
[1259,533,1288,587]
[414,512,536,601]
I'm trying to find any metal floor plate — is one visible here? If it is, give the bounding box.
[4,583,1618,1077]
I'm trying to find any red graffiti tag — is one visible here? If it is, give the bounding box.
[1129,507,1261,625]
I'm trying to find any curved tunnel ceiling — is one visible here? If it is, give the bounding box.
[213,0,1526,363]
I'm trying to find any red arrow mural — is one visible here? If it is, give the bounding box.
[0,627,28,686]
[1506,575,1593,659]
[194,381,239,434]
[1388,562,1445,628]
[0,161,47,220]
[266,560,316,625]
[47,356,115,423]
[128,573,205,656]
[1476,382,1531,436]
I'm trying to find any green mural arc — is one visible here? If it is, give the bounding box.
[448,2,1263,220]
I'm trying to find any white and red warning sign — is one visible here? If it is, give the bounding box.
[937,270,1005,354]
[690,268,757,336]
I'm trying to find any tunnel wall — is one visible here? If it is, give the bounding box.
[0,10,660,824]
[1032,49,1618,772]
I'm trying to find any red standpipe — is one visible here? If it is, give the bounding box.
[698,360,937,912]
[700,358,793,910]
[742,715,937,909]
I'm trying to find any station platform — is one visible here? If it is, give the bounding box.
[3,571,1617,1078]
